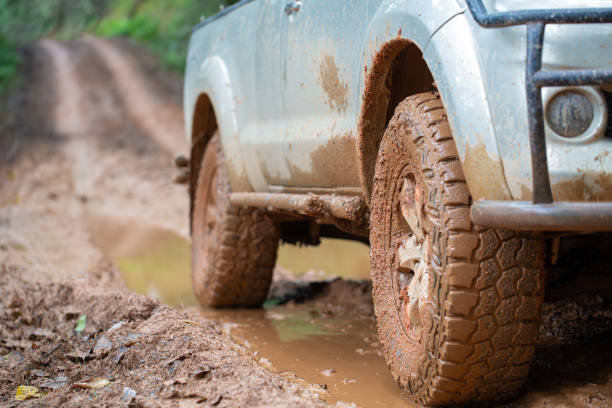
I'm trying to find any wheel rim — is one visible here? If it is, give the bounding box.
[192,144,220,289]
[205,169,219,234]
[393,173,428,340]
[200,167,219,267]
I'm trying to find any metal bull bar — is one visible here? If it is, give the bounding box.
[466,0,612,231]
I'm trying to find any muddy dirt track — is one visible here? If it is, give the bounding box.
[1,38,612,407]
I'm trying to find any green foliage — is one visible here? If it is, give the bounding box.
[0,0,241,80]
[74,314,87,332]
[94,0,241,71]
[0,34,19,94]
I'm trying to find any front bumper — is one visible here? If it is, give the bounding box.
[466,0,612,231]
[471,201,612,231]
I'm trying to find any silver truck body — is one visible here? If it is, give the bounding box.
[183,0,612,207]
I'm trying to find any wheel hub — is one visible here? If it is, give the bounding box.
[394,177,428,337]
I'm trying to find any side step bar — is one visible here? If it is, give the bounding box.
[229,192,367,222]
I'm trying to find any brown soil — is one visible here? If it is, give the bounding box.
[0,38,325,407]
[1,36,611,408]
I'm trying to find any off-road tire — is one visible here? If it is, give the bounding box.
[370,92,546,406]
[191,133,279,307]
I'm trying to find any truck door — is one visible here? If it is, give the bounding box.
[244,0,292,192]
[276,0,369,191]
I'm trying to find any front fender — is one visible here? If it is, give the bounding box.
[358,0,511,201]
[424,12,512,200]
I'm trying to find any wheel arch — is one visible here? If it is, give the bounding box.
[189,92,218,224]
[357,38,435,204]
[185,54,254,226]
[357,6,513,204]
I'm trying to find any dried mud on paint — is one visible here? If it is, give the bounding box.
[319,55,348,113]
[286,132,361,188]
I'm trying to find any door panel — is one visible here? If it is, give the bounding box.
[243,0,290,191]
[275,0,369,190]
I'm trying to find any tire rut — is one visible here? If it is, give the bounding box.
[40,39,188,237]
[83,36,188,155]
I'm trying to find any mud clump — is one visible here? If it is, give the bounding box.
[269,268,374,318]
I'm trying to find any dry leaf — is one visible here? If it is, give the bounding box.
[15,385,44,400]
[71,377,111,390]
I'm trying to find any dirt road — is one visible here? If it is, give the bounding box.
[0,38,326,407]
[1,38,611,408]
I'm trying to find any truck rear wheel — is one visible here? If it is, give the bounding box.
[370,92,546,405]
[191,133,279,307]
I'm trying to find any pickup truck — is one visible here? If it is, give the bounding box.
[181,0,612,405]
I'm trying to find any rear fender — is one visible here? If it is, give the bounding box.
[184,55,252,192]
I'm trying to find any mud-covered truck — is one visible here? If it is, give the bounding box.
[181,0,612,405]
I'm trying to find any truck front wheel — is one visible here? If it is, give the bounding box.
[370,92,546,405]
[191,133,279,307]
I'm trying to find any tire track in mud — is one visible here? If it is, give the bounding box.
[83,36,188,155]
[41,40,96,199]
[40,39,188,237]
[0,40,332,407]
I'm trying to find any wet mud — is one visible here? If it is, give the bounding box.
[91,216,612,408]
[0,38,325,407]
[2,36,612,408]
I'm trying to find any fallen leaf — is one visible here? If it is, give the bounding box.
[123,333,141,347]
[41,376,68,390]
[14,385,44,400]
[108,321,126,332]
[93,335,113,355]
[183,320,201,327]
[71,377,111,390]
[66,346,91,361]
[122,387,137,402]
[74,314,87,333]
[29,328,54,340]
[321,369,335,377]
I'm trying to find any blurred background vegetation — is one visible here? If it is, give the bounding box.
[0,0,240,94]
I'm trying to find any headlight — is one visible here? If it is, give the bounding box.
[543,87,608,143]
[546,90,593,138]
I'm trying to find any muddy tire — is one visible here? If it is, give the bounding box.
[191,134,279,307]
[370,92,546,406]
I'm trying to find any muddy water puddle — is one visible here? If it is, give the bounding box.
[86,215,410,406]
[87,215,198,307]
[198,308,413,407]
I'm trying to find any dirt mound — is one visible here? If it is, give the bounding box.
[0,265,326,407]
[269,278,374,318]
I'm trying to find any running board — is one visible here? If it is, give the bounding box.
[229,192,367,222]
